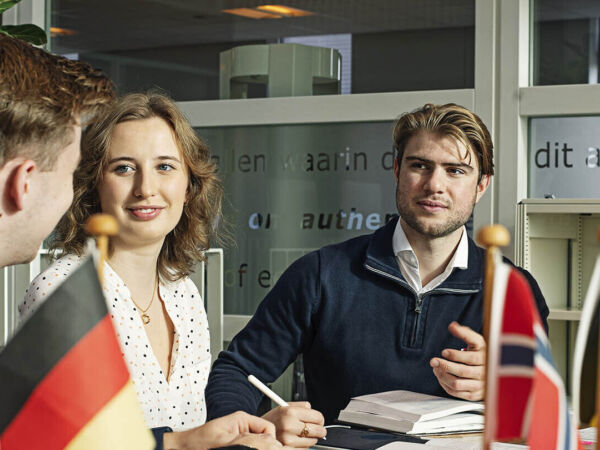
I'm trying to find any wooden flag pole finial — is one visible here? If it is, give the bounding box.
[477,224,510,450]
[476,224,511,249]
[85,214,118,285]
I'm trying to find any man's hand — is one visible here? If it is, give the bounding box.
[164,411,282,450]
[430,321,486,401]
[262,401,327,448]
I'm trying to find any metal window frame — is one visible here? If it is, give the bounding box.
[194,249,225,364]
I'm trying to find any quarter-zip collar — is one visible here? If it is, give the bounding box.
[363,217,483,293]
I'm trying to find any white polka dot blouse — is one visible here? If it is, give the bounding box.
[19,254,211,431]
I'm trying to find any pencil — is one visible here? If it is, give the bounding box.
[247,374,289,407]
[247,375,327,440]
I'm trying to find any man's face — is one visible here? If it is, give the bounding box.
[394,131,489,240]
[21,125,81,262]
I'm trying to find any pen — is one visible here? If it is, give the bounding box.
[247,374,289,407]
[247,375,327,440]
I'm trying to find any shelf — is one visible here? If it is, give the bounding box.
[548,309,582,321]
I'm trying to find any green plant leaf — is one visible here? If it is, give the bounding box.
[0,0,21,15]
[0,24,47,45]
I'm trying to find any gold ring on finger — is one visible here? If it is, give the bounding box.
[300,423,309,438]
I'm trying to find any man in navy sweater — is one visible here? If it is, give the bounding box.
[205,103,549,447]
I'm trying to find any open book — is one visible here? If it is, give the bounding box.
[337,390,484,435]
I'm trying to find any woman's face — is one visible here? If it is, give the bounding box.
[98,117,189,249]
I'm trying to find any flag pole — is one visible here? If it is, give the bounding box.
[592,228,600,450]
[477,224,510,450]
[85,214,118,285]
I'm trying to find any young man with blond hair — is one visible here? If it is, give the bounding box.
[206,103,549,447]
[0,34,115,267]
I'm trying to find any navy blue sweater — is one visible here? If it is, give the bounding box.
[206,219,549,424]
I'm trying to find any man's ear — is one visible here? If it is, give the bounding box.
[393,157,400,183]
[8,160,36,211]
[475,174,491,204]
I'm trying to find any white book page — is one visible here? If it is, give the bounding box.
[378,437,529,450]
[421,436,525,449]
[378,443,441,449]
[579,427,596,442]
[352,390,483,422]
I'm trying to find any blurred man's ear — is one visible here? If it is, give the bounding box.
[6,160,36,211]
[475,174,491,204]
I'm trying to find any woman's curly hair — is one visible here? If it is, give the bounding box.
[51,92,223,282]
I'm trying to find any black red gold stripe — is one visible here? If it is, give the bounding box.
[0,257,153,449]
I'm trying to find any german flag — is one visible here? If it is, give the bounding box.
[0,257,154,450]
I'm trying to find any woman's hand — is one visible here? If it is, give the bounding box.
[163,411,280,449]
[261,401,326,448]
[222,431,285,449]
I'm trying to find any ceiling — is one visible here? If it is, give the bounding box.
[50,0,600,54]
[51,0,475,53]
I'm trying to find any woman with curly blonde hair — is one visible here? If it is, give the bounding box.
[17,93,258,447]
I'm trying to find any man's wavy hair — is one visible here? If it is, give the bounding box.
[51,93,224,282]
[0,34,115,170]
[393,103,494,181]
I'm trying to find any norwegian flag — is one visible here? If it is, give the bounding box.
[485,259,580,449]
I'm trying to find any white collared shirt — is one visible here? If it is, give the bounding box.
[392,219,469,295]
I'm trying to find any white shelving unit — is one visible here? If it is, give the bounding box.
[548,309,583,321]
[515,198,600,388]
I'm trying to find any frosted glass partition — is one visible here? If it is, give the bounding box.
[529,116,600,198]
[196,122,397,314]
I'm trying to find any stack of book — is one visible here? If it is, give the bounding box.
[337,390,484,435]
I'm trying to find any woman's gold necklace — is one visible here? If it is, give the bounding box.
[131,277,158,325]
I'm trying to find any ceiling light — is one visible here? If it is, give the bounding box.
[50,27,77,36]
[256,5,314,17]
[222,8,281,19]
